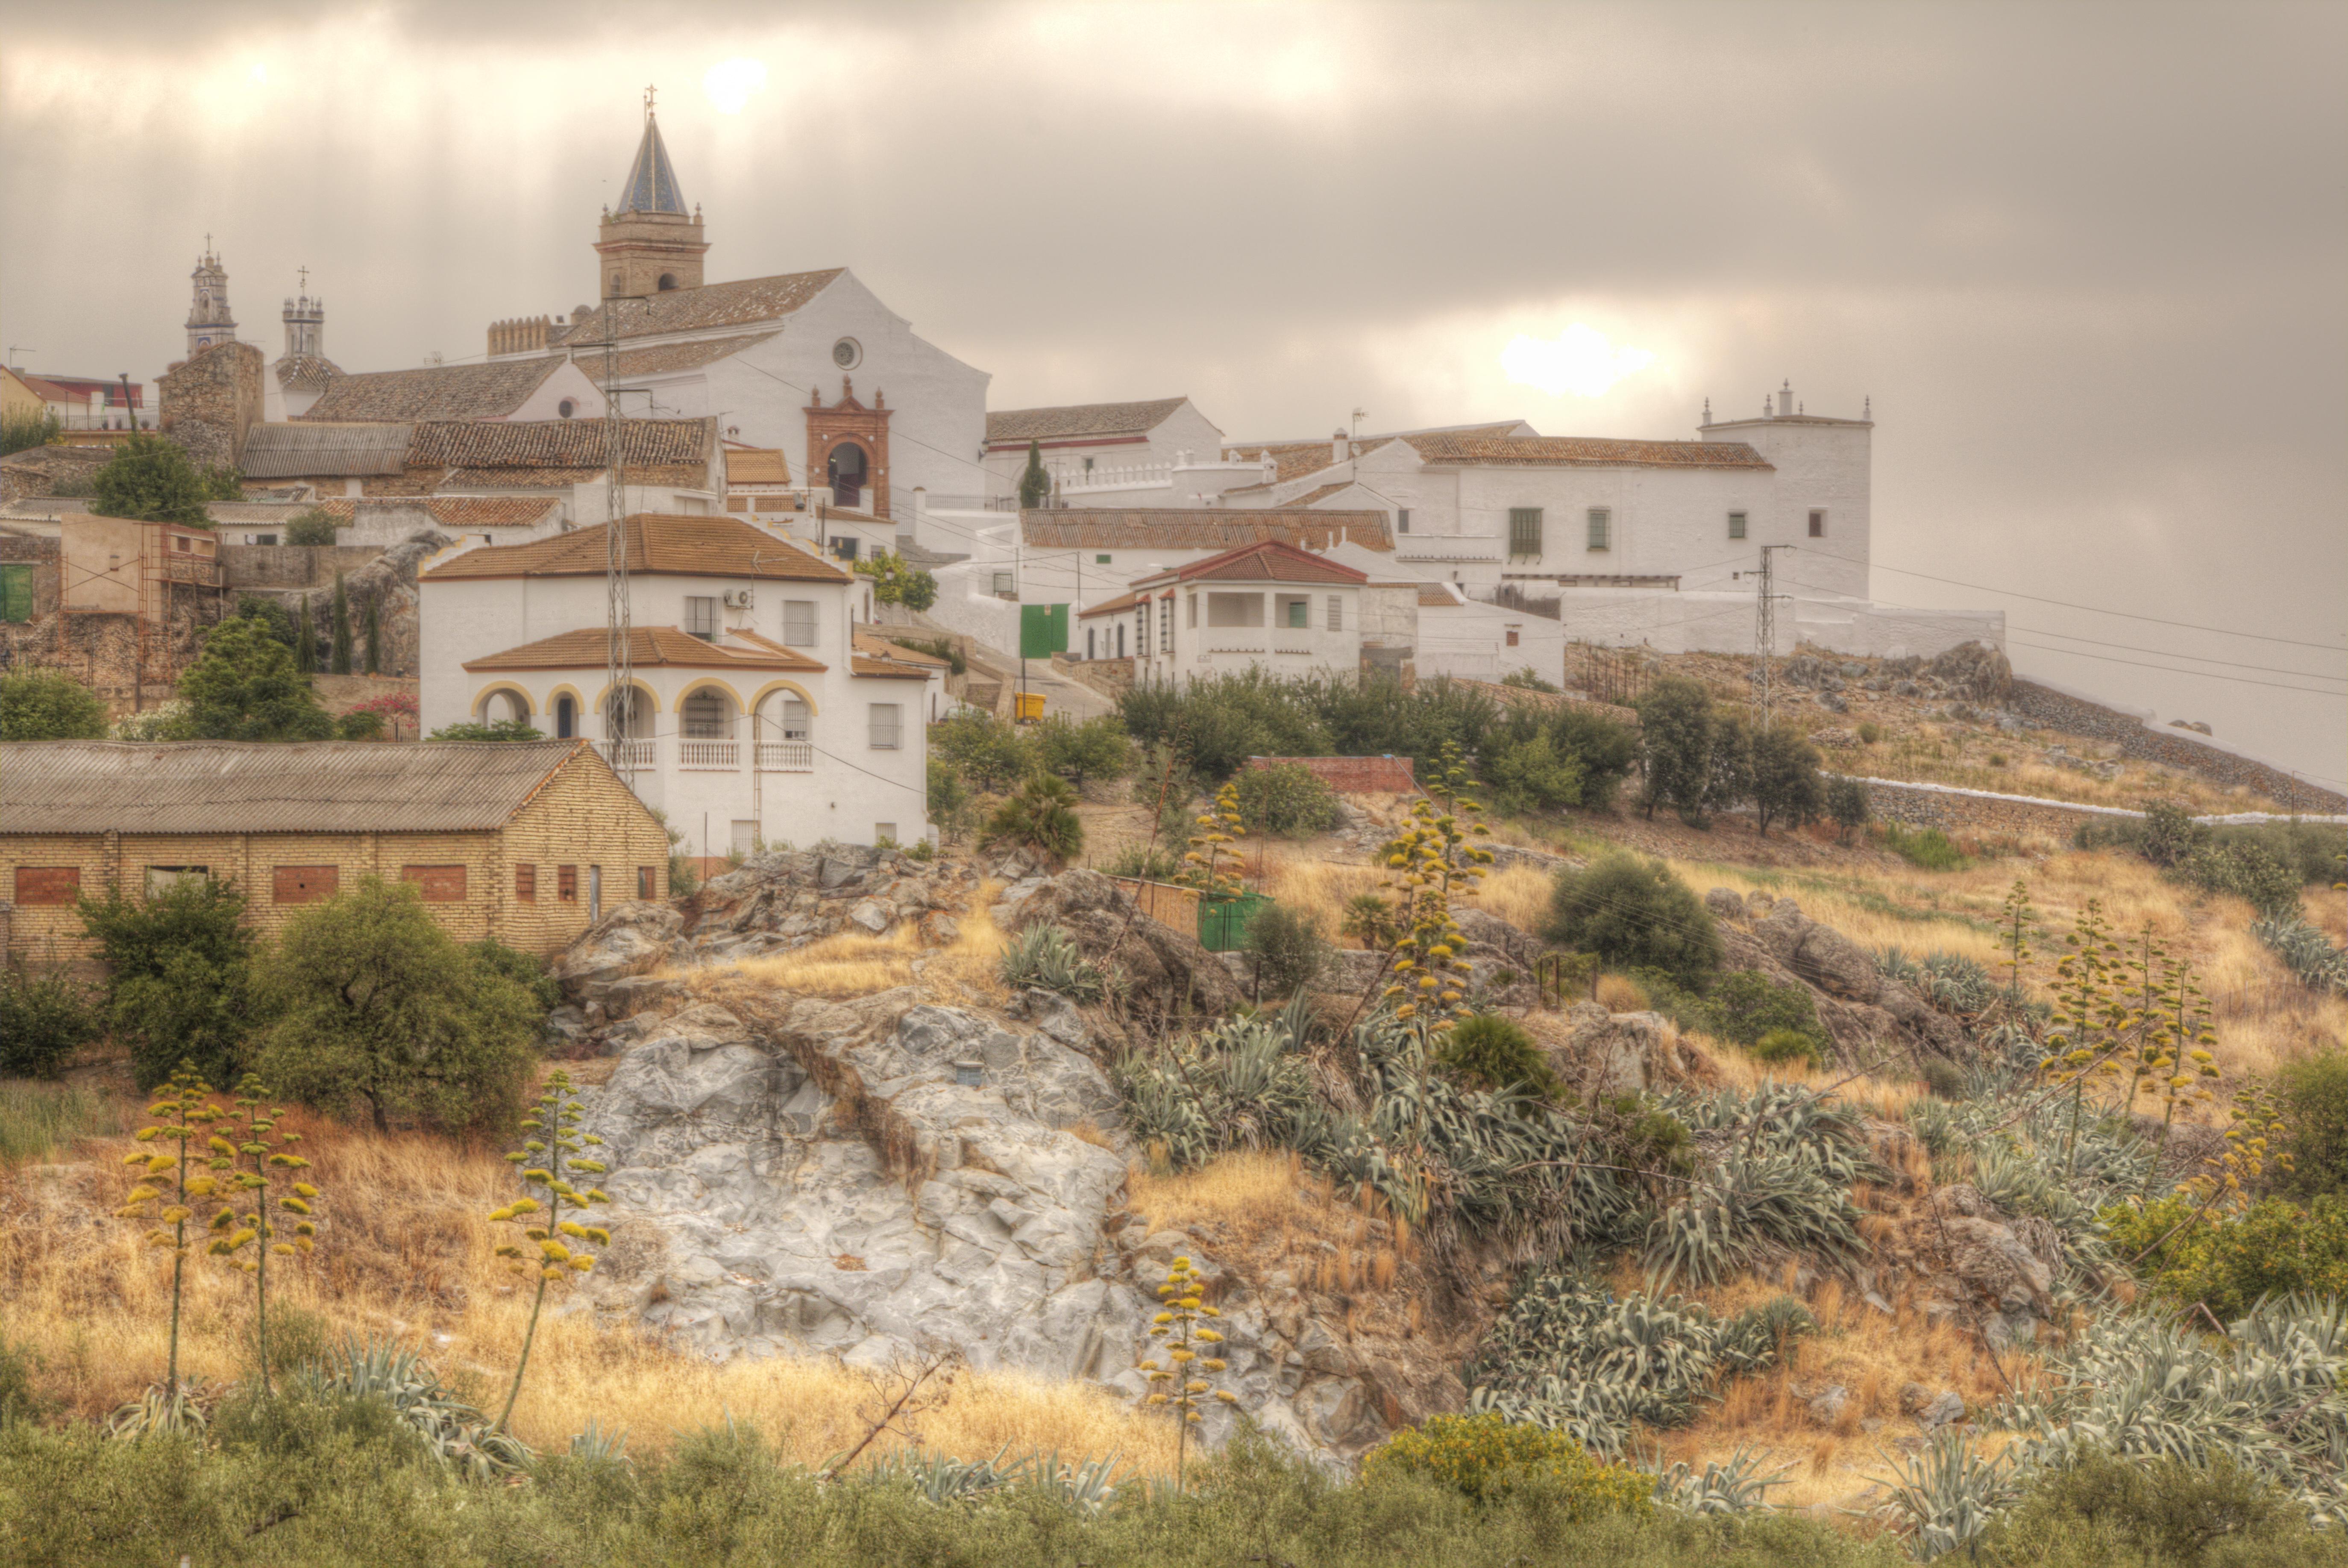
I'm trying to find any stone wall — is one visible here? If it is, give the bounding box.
[1850,775,2135,844]
[1048,650,1132,700]
[157,341,264,471]
[2008,678,2345,813]
[220,543,386,590]
[0,531,59,668]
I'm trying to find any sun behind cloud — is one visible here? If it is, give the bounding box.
[703,57,769,114]
[1500,323,1657,398]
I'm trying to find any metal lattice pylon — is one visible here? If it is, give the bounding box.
[603,326,633,782]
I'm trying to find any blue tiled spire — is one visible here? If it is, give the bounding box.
[616,111,687,217]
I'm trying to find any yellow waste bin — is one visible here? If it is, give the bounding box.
[1014,692,1046,722]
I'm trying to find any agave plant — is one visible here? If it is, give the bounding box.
[997,924,1111,1004]
[2254,915,2348,996]
[568,1418,631,1468]
[302,1335,533,1480]
[1872,1431,2019,1560]
[1650,1444,1793,1515]
[106,1380,214,1440]
[860,1444,1018,1504]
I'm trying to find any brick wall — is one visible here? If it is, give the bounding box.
[497,749,672,954]
[2008,679,2346,813]
[157,342,264,472]
[1244,754,1420,794]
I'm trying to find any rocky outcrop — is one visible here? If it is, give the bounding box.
[998,868,1246,1018]
[689,845,979,962]
[1718,897,1969,1065]
[1549,1001,1687,1097]
[1918,1183,2067,1352]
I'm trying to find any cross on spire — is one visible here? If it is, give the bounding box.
[644,83,657,116]
[296,265,309,294]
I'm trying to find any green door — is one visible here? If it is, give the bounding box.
[0,564,32,623]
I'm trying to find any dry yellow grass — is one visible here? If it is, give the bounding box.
[668,880,1010,1005]
[0,1099,1180,1474]
[1125,1148,1327,1247]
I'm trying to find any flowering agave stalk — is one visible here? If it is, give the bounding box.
[115,1065,223,1398]
[1174,781,1247,899]
[489,1069,610,1435]
[1138,1254,1236,1486]
[1378,741,1493,1031]
[205,1077,316,1396]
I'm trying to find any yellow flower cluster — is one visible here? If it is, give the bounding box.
[1138,1253,1236,1483]
[1174,781,1248,900]
[1375,741,1493,1030]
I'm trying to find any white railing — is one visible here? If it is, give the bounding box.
[603,738,657,771]
[756,740,814,772]
[677,739,740,770]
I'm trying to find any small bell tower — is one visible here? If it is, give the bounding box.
[594,87,709,301]
[186,239,238,355]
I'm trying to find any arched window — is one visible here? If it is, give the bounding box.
[657,273,680,291]
[555,695,576,738]
[680,688,732,739]
[610,272,622,294]
[605,687,646,739]
[477,688,530,726]
[826,442,869,507]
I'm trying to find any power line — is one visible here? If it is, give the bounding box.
[2000,637,2348,699]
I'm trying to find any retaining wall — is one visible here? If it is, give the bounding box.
[1846,774,2348,844]
[2007,679,2345,813]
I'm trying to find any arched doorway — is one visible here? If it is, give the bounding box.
[477,688,530,727]
[554,694,577,738]
[827,442,868,507]
[754,692,813,771]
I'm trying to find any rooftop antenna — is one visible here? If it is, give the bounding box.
[6,346,32,368]
[1350,406,1367,441]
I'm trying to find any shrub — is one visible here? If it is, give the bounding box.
[1104,843,1178,880]
[0,669,110,740]
[1547,704,1639,809]
[2101,1195,2348,1321]
[1437,1013,1560,1100]
[1480,728,1585,815]
[1117,667,1329,780]
[1857,720,1883,744]
[1704,970,1825,1052]
[2276,1049,2348,1197]
[1542,852,1723,984]
[931,709,1036,794]
[88,433,221,525]
[1920,1058,1969,1100]
[1633,675,1715,821]
[78,875,257,1089]
[2180,838,2302,917]
[471,937,563,1013]
[1245,901,1331,999]
[1750,1029,1819,1069]
[1881,822,1966,870]
[997,924,1109,1003]
[1984,1450,2301,1568]
[1232,761,1344,838]
[1035,713,1136,788]
[1302,673,1499,777]
[1341,892,1403,951]
[253,875,539,1133]
[0,1082,112,1167]
[1499,667,1559,693]
[0,962,100,1078]
[0,409,59,457]
[2137,798,2202,868]
[1824,775,1872,842]
[178,617,336,741]
[0,1339,51,1429]
[983,775,1084,864]
[1749,723,1823,836]
[893,634,966,675]
[1363,1412,1652,1517]
[336,710,384,741]
[926,756,974,842]
[283,507,338,546]
[426,718,543,742]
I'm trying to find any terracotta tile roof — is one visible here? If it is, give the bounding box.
[985,398,1190,446]
[296,359,572,423]
[273,354,344,392]
[0,739,606,834]
[725,447,792,485]
[239,422,414,479]
[464,625,825,673]
[1075,590,1146,619]
[422,512,849,584]
[1221,440,1347,485]
[1417,584,1463,608]
[444,467,603,488]
[849,655,932,680]
[562,270,845,345]
[1019,509,1392,553]
[407,417,713,471]
[314,496,562,529]
[583,332,780,379]
[1407,435,1772,469]
[852,628,951,669]
[1136,540,1370,589]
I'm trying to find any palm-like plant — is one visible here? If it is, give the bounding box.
[203,1078,315,1395]
[1138,1254,1235,1486]
[488,1069,610,1434]
[114,1065,223,1403]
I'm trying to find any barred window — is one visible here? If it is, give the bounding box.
[685,596,719,639]
[1586,508,1611,551]
[869,703,903,749]
[1728,511,1747,540]
[1327,595,1343,631]
[782,599,818,646]
[1508,508,1544,558]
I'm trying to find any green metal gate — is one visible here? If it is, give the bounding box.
[1197,893,1271,953]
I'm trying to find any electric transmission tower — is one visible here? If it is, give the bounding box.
[603,321,634,784]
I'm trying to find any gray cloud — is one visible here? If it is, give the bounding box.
[2,0,2339,775]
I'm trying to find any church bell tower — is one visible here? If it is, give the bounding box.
[186,243,238,356]
[594,88,709,302]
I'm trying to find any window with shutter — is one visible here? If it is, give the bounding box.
[515,864,536,902]
[0,564,31,623]
[782,600,818,646]
[558,865,578,901]
[685,596,719,638]
[1808,509,1826,537]
[638,866,655,900]
[1396,508,1411,534]
[1728,511,1747,540]
[1586,508,1611,551]
[869,703,903,749]
[1327,595,1343,631]
[1507,508,1544,559]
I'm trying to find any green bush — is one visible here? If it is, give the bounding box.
[1981,1450,2309,1568]
[1702,970,1824,1052]
[1749,1029,1819,1069]
[178,616,337,741]
[1232,761,1344,838]
[88,433,224,525]
[0,1082,114,1167]
[0,669,110,740]
[1542,851,1723,984]
[283,507,339,546]
[1034,713,1136,788]
[1633,675,1716,822]
[470,937,563,1013]
[253,875,538,1134]
[1116,667,1330,780]
[336,710,384,740]
[1245,901,1332,998]
[1749,723,1823,836]
[0,1339,52,1429]
[1546,705,1639,809]
[1104,843,1178,880]
[926,756,974,841]
[1481,728,1585,815]
[2101,1195,2348,1321]
[1880,822,1966,871]
[2276,1049,2348,1198]
[931,709,1036,793]
[77,875,257,1089]
[1825,775,1871,841]
[1363,1412,1652,1517]
[2179,838,2302,917]
[0,962,100,1078]
[1437,1014,1561,1100]
[425,718,543,742]
[983,774,1084,863]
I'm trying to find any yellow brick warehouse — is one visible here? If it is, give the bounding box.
[0,740,669,962]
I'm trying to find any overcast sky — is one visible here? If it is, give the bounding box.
[4,0,2340,784]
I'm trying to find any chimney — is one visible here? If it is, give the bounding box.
[1777,380,1794,417]
[1331,429,1349,466]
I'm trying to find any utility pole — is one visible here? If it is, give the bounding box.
[1753,545,1792,728]
[603,315,633,790]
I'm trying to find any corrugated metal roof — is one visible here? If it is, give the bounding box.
[0,740,601,835]
[240,423,414,479]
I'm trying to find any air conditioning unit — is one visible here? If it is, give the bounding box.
[722,589,754,610]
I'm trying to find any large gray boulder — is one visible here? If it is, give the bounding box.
[1002,869,1246,1017]
[554,902,686,1007]
[1724,899,1968,1063]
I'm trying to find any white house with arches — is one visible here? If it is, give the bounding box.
[417,513,934,857]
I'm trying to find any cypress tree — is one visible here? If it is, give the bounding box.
[363,593,381,676]
[1018,439,1051,509]
[330,572,353,675]
[294,595,315,676]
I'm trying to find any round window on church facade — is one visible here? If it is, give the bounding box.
[557,399,575,419]
[832,338,861,370]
